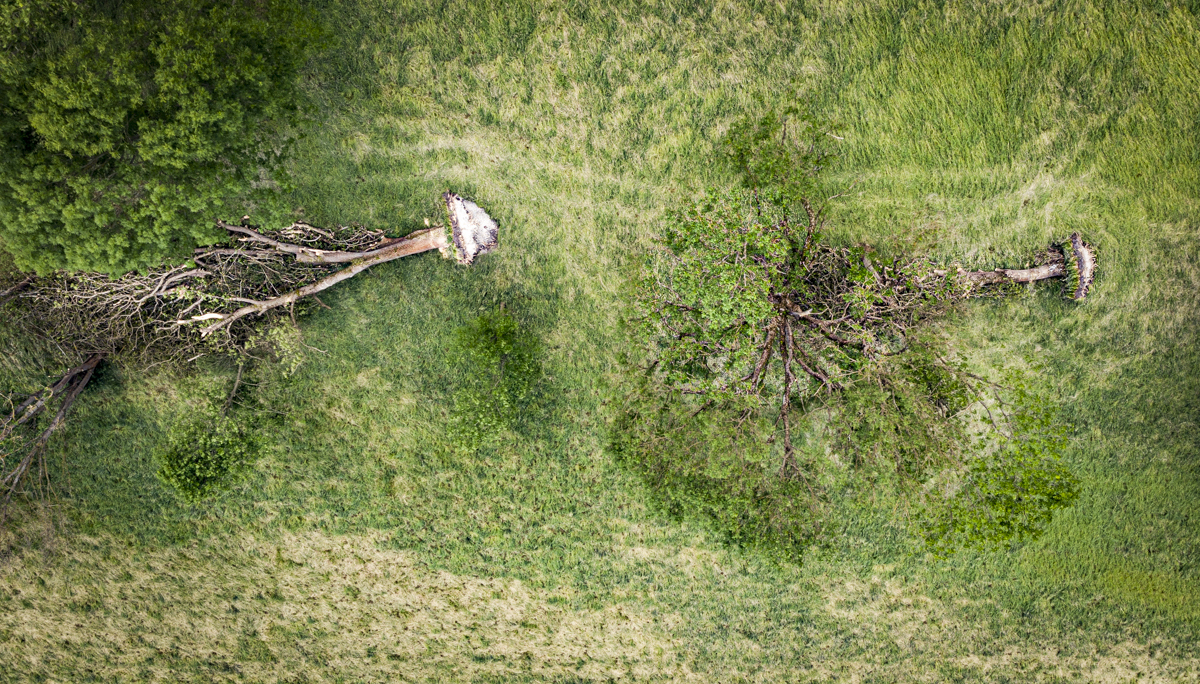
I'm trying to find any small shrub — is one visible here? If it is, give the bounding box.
[155,413,256,501]
[721,103,833,206]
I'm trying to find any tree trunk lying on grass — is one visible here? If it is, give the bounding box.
[944,232,1098,296]
[195,224,449,337]
[3,192,499,362]
[0,192,498,510]
[195,192,498,337]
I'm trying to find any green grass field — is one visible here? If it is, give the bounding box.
[2,0,1200,680]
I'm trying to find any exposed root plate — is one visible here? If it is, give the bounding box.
[1068,232,1097,301]
[443,192,499,265]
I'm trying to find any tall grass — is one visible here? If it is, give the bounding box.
[1,0,1198,680]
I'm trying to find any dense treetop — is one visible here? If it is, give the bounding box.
[0,0,319,274]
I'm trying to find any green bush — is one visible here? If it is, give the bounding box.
[0,0,321,274]
[155,414,256,501]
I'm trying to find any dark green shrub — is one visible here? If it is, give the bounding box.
[155,414,256,501]
[0,0,321,274]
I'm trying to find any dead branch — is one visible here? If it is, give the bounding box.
[0,275,35,306]
[0,355,102,444]
[197,227,448,336]
[1,354,102,511]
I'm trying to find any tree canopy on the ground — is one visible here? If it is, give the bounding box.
[0,0,320,275]
[613,109,1080,558]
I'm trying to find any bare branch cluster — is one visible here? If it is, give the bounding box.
[0,221,421,508]
[1,193,501,512]
[0,354,101,515]
[2,221,430,366]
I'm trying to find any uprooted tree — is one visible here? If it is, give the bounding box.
[0,192,499,508]
[612,109,1090,558]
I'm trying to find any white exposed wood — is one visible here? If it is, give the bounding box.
[1070,232,1097,300]
[443,192,499,265]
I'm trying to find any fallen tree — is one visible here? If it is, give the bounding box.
[3,193,498,362]
[632,186,1097,476]
[0,192,498,506]
[614,110,1091,558]
[618,185,1091,557]
[199,193,498,337]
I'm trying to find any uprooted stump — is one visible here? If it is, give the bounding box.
[952,232,1098,300]
[441,192,500,265]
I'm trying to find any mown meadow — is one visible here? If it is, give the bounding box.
[1,0,1199,680]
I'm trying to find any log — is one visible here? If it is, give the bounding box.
[198,228,447,336]
[939,233,1096,299]
[959,261,1065,286]
[198,192,500,337]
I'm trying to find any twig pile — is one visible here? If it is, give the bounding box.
[0,221,395,508]
[5,221,390,365]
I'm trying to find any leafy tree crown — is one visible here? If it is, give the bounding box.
[0,0,321,274]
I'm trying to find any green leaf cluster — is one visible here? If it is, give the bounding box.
[639,188,793,399]
[155,412,257,502]
[916,367,1079,555]
[0,0,322,274]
